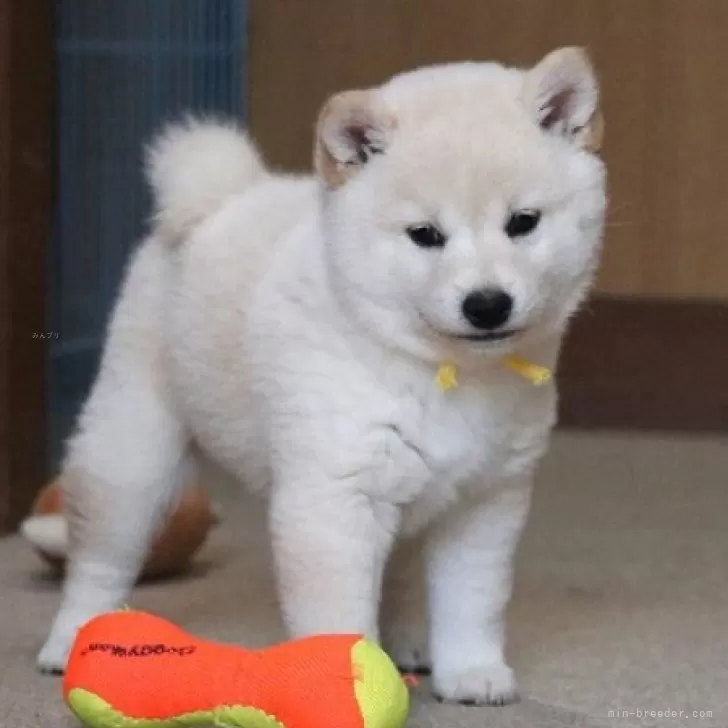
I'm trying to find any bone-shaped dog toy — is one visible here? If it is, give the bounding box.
[63,610,410,728]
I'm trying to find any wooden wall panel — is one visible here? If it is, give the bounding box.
[248,0,728,301]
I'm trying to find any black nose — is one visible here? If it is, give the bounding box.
[461,289,513,330]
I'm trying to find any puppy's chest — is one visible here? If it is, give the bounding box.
[398,392,518,481]
[383,386,551,531]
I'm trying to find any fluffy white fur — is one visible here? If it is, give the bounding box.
[37,47,606,705]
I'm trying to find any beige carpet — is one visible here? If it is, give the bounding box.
[2,431,727,728]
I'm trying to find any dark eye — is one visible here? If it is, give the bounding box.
[406,224,446,249]
[505,210,541,238]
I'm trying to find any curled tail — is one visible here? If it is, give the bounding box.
[145,117,266,244]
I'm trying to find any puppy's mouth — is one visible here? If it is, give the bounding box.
[452,329,519,343]
[418,313,522,346]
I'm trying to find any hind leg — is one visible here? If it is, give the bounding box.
[37,240,188,674]
[37,371,187,673]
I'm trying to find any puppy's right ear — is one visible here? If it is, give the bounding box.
[314,90,395,188]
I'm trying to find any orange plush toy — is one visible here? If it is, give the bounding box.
[63,610,410,728]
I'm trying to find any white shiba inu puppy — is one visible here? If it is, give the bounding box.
[37,47,606,705]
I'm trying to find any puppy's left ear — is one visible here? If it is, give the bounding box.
[314,90,395,188]
[524,47,604,153]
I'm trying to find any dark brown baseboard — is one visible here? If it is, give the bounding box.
[558,296,728,432]
[0,0,54,533]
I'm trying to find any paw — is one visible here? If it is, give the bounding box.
[36,631,74,675]
[432,662,518,706]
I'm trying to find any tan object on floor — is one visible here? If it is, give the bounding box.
[20,476,216,580]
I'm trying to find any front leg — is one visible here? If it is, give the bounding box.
[270,477,400,640]
[427,481,531,705]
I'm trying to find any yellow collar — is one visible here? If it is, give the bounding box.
[436,355,552,392]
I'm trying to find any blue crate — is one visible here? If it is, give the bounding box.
[49,0,248,467]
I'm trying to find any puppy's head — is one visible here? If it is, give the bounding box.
[314,48,606,365]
